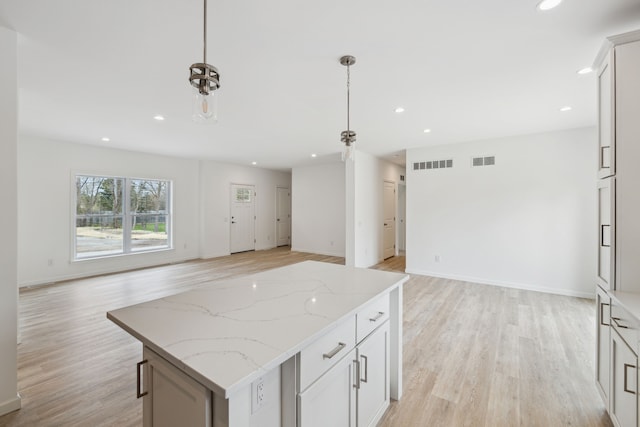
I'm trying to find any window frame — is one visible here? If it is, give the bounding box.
[72,173,173,261]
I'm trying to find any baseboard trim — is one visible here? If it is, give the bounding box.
[0,394,21,416]
[290,247,345,258]
[404,268,594,299]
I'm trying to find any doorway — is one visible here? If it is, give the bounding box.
[230,184,255,253]
[276,187,291,247]
[383,181,396,260]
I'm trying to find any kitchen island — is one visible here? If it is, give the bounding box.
[107,260,408,427]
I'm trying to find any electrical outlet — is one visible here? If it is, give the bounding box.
[435,255,441,262]
[251,377,266,413]
[47,259,53,266]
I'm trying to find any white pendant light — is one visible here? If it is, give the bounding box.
[189,0,220,123]
[340,55,356,161]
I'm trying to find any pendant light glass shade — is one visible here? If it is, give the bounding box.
[192,89,217,122]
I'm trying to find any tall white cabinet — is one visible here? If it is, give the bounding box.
[594,29,640,427]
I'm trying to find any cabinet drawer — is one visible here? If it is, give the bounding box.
[299,316,356,392]
[611,302,639,353]
[356,293,390,343]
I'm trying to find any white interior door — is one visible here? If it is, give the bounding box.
[276,187,291,247]
[230,184,255,253]
[383,181,396,260]
[397,184,406,252]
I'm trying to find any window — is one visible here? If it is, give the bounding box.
[235,187,252,203]
[75,175,171,259]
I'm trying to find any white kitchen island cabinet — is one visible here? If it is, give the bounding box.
[107,261,408,427]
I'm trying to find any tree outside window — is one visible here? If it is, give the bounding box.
[75,175,171,259]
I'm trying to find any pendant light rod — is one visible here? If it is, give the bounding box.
[203,0,207,64]
[339,55,356,146]
[346,63,351,134]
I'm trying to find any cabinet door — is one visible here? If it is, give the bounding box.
[356,322,390,427]
[598,49,615,179]
[614,40,640,294]
[298,348,356,427]
[598,178,615,290]
[596,286,611,408]
[142,347,212,427]
[610,329,637,427]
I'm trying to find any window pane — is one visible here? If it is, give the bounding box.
[130,179,168,213]
[235,188,251,202]
[75,176,124,258]
[130,214,169,251]
[130,179,170,252]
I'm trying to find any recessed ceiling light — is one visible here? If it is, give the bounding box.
[394,107,405,113]
[311,153,317,158]
[577,67,593,75]
[101,137,110,142]
[251,161,257,165]
[560,106,572,112]
[536,0,562,11]
[423,129,432,133]
[153,115,165,121]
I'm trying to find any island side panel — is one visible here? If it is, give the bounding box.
[390,283,403,400]
[214,365,281,427]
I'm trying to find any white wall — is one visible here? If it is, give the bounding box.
[291,161,345,257]
[406,128,597,298]
[0,25,21,416]
[17,136,292,286]
[199,160,291,258]
[18,136,201,286]
[353,151,404,268]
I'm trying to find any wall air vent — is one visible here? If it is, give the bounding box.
[413,159,454,171]
[472,156,496,167]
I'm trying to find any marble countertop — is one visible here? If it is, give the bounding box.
[107,261,409,398]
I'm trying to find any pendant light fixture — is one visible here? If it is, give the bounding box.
[340,55,356,161]
[189,0,220,123]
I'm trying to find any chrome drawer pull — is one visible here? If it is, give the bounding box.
[137,360,148,398]
[612,317,629,329]
[600,302,610,327]
[323,342,346,359]
[369,311,385,322]
[361,355,368,383]
[624,363,637,395]
[601,224,611,247]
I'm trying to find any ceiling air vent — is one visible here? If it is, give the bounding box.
[413,159,454,171]
[472,156,496,167]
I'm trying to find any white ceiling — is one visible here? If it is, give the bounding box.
[1,0,639,170]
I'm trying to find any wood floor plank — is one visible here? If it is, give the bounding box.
[0,249,613,426]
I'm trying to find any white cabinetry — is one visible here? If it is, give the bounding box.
[355,322,390,427]
[298,347,357,427]
[297,294,391,427]
[594,30,640,425]
[609,299,638,427]
[141,346,212,427]
[597,48,614,179]
[597,286,611,408]
[597,178,615,290]
[610,329,637,427]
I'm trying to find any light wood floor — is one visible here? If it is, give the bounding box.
[0,248,612,427]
